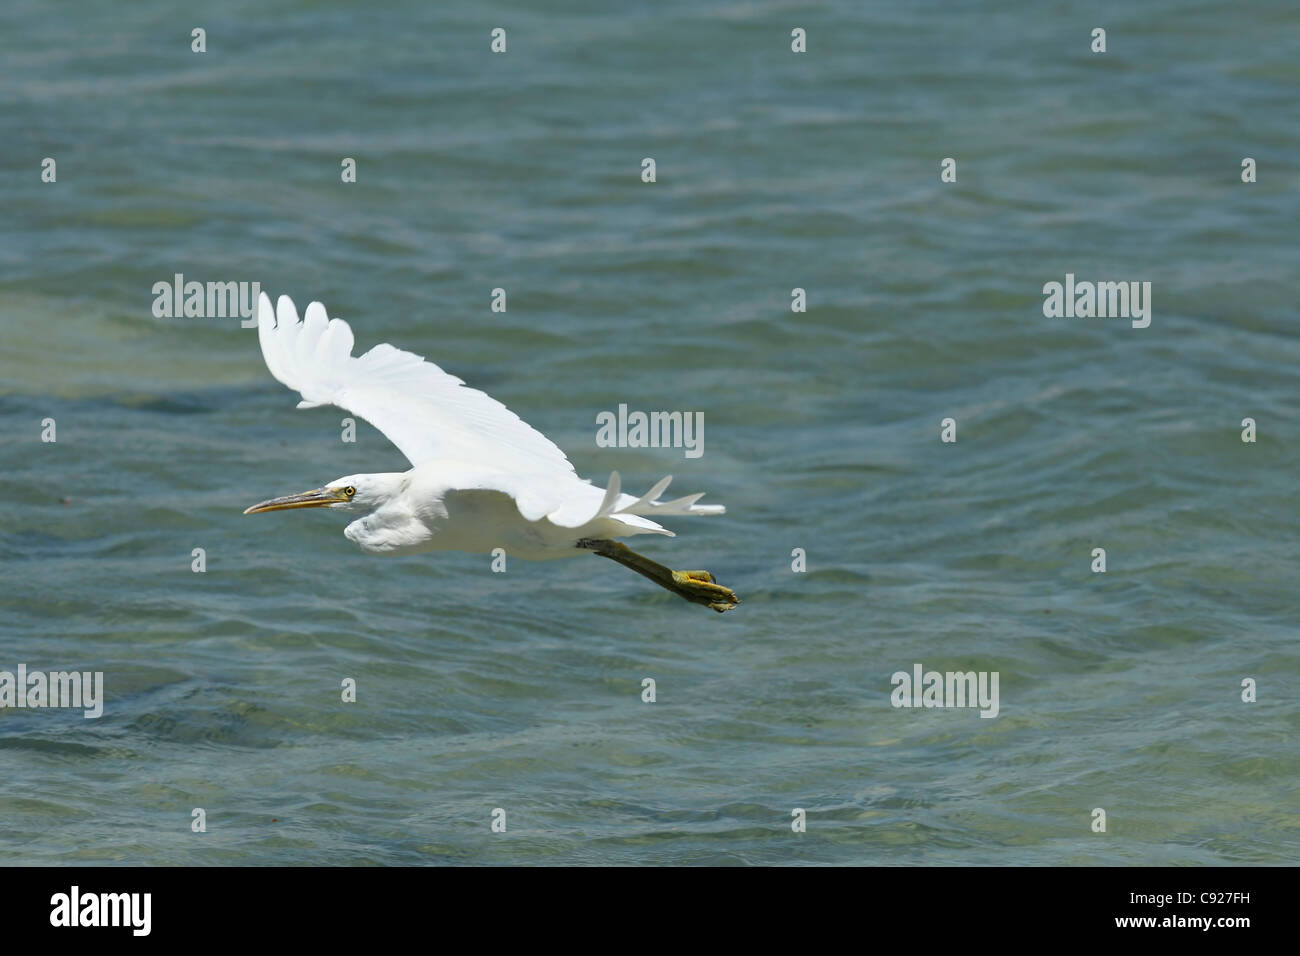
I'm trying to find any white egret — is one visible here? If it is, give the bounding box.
[243,293,739,612]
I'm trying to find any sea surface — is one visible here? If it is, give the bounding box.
[1,0,1297,865]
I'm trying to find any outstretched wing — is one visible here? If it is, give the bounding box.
[256,293,576,475]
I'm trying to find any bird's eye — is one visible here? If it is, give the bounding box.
[344,486,356,497]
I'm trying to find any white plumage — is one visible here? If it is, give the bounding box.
[244,293,738,611]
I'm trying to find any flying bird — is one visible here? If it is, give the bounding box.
[243,293,739,612]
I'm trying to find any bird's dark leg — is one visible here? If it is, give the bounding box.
[576,538,740,612]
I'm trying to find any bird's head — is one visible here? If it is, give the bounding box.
[243,474,393,516]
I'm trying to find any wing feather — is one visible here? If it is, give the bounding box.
[256,293,576,475]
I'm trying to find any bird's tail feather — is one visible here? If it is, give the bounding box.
[599,472,725,519]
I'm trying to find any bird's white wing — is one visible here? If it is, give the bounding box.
[256,293,577,475]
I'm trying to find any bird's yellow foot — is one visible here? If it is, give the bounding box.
[669,569,741,613]
[578,538,741,613]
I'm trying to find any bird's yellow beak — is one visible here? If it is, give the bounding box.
[243,487,350,515]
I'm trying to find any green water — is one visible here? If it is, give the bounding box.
[1,0,1297,864]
